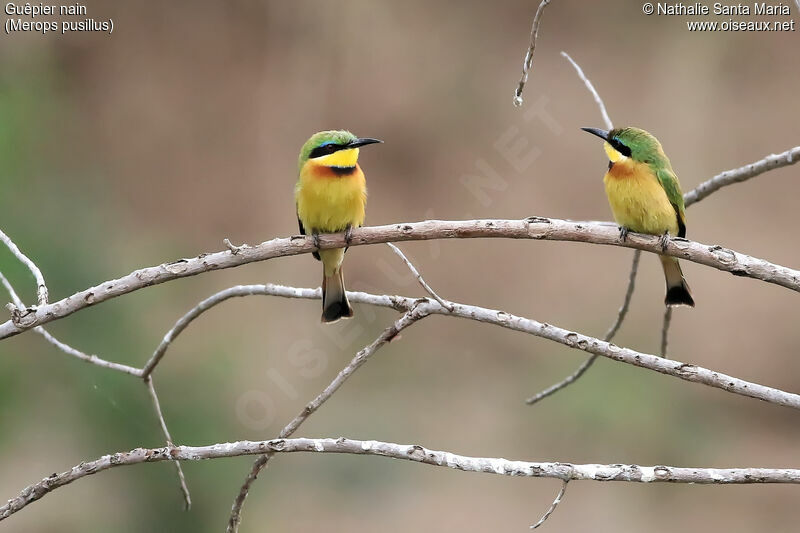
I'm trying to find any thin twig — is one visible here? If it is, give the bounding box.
[3,217,799,340]
[227,310,426,533]
[5,437,800,521]
[145,377,192,509]
[530,480,568,529]
[513,0,554,106]
[560,52,613,130]
[684,146,800,207]
[33,327,142,376]
[525,250,641,405]
[0,272,141,376]
[386,242,453,310]
[660,306,673,357]
[0,229,48,305]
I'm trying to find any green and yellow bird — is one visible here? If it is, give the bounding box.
[582,126,694,307]
[295,130,382,322]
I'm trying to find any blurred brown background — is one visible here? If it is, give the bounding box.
[1,1,799,531]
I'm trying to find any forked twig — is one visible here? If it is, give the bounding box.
[386,242,453,310]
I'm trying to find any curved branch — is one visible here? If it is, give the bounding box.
[4,436,800,521]
[684,147,800,207]
[2,217,798,340]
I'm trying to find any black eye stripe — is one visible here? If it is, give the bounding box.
[309,143,345,159]
[610,138,632,157]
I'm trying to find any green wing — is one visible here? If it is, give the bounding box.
[656,167,687,238]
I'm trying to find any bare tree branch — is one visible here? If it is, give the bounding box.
[0,229,48,305]
[513,0,554,106]
[5,436,800,521]
[227,310,426,533]
[684,146,800,207]
[386,242,453,310]
[145,377,191,509]
[129,283,800,412]
[2,217,798,340]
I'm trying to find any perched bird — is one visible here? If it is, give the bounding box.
[295,130,382,322]
[581,126,694,307]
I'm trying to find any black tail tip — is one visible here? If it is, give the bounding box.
[665,285,695,308]
[321,301,354,323]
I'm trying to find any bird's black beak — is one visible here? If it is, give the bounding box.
[581,127,609,141]
[348,137,383,148]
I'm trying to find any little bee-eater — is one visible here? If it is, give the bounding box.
[581,126,694,307]
[295,130,382,322]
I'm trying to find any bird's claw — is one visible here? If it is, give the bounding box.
[312,233,321,250]
[659,232,670,252]
[344,225,353,245]
[619,226,629,242]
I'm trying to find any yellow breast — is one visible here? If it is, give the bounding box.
[295,161,367,233]
[603,158,679,236]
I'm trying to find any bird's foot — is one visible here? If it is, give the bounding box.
[344,225,354,246]
[659,232,670,252]
[619,226,629,242]
[312,232,321,251]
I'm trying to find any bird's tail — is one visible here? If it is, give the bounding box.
[321,261,353,323]
[660,255,695,307]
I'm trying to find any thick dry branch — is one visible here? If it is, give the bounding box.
[227,310,425,532]
[142,283,800,411]
[684,146,800,207]
[0,229,48,305]
[4,436,800,521]
[2,217,798,340]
